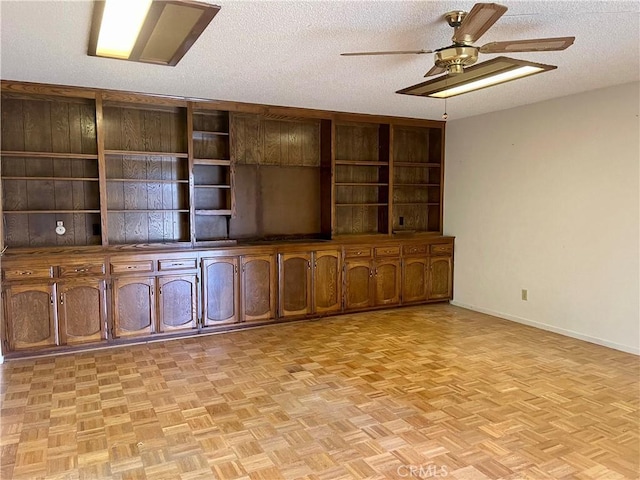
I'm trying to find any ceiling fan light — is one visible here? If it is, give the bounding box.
[397,57,557,99]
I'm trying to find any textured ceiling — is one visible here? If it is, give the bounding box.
[1,0,638,120]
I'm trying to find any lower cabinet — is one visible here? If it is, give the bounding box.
[428,256,453,300]
[202,253,276,325]
[279,249,342,318]
[241,254,276,323]
[202,257,240,326]
[5,279,107,351]
[112,275,197,338]
[402,257,429,304]
[344,252,401,311]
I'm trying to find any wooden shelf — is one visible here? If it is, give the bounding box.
[193,130,229,136]
[336,203,388,207]
[394,202,440,206]
[4,209,100,214]
[195,209,232,216]
[108,209,189,213]
[335,182,388,187]
[335,160,388,166]
[193,158,231,166]
[2,176,99,182]
[107,178,189,184]
[394,162,440,167]
[195,184,231,189]
[1,151,98,159]
[394,183,440,187]
[104,150,188,158]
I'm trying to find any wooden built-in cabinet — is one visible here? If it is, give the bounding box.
[201,251,276,325]
[344,245,401,311]
[278,248,342,318]
[1,80,453,358]
[3,259,107,351]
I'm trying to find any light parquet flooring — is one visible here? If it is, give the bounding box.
[1,304,638,480]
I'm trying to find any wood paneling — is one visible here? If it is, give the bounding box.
[374,259,401,306]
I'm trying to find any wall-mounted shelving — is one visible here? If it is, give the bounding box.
[190,107,234,243]
[334,123,390,236]
[102,102,190,245]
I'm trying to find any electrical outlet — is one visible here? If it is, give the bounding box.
[521,289,528,301]
[399,216,404,226]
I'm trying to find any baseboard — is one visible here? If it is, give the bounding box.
[450,300,640,355]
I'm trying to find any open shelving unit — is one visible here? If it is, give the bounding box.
[1,93,102,247]
[190,106,234,243]
[392,124,443,233]
[102,102,190,245]
[334,123,390,235]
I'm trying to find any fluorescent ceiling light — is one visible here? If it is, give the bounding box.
[89,0,221,66]
[96,0,152,59]
[396,57,557,99]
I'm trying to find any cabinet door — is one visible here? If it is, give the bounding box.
[279,252,312,318]
[402,257,428,304]
[344,259,373,311]
[58,280,107,345]
[374,259,401,306]
[202,257,240,326]
[428,256,453,300]
[241,255,276,322]
[158,275,198,332]
[113,277,155,337]
[5,284,57,351]
[313,249,342,315]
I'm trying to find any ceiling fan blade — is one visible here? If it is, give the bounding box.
[341,49,432,56]
[424,65,446,77]
[452,3,508,44]
[479,36,575,53]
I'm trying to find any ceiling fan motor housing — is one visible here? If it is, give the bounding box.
[435,46,479,75]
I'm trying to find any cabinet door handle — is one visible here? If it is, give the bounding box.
[307,261,311,269]
[74,267,89,273]
[59,293,64,305]
[19,271,32,276]
[159,287,162,295]
[234,265,238,274]
[50,295,54,305]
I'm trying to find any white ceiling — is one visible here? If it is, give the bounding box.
[1,0,638,120]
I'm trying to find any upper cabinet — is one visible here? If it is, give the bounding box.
[0,81,445,251]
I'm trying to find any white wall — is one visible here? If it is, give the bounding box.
[444,82,640,354]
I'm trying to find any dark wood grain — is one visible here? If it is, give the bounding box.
[402,257,428,304]
[374,259,401,306]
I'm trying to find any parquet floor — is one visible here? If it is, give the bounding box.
[1,304,638,480]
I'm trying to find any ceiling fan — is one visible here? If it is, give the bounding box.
[341,2,575,94]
